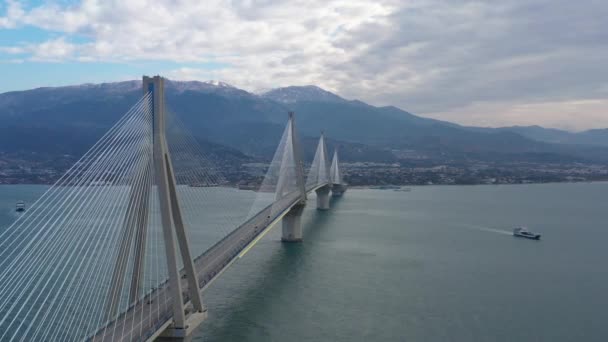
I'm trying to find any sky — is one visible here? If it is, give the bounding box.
[0,0,606,131]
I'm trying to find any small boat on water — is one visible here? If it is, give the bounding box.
[15,201,25,213]
[370,185,400,190]
[513,226,540,240]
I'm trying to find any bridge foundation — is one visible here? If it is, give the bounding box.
[332,183,347,197]
[316,185,331,210]
[158,310,207,340]
[281,203,305,242]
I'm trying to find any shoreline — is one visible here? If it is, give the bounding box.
[3,179,608,188]
[349,179,608,189]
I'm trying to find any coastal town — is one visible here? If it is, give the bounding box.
[3,151,608,187]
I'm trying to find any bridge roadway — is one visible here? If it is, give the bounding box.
[90,183,328,342]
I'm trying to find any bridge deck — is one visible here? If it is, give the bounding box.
[89,185,329,342]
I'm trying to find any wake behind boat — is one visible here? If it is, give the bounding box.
[513,227,540,240]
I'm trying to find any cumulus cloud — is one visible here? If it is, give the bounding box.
[0,0,23,28]
[0,0,606,129]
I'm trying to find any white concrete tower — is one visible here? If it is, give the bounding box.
[144,76,207,338]
[281,112,307,242]
[315,132,331,210]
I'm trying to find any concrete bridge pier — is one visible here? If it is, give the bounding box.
[158,310,207,341]
[332,183,347,197]
[316,185,331,210]
[281,203,305,242]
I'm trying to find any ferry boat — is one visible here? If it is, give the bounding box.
[513,227,540,240]
[15,201,25,213]
[370,185,400,190]
[237,184,258,191]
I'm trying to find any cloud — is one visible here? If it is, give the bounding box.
[331,0,608,128]
[31,37,78,61]
[426,99,608,131]
[0,0,606,129]
[0,0,24,28]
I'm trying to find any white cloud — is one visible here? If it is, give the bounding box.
[0,46,24,54]
[0,0,606,129]
[426,99,608,132]
[30,37,77,61]
[0,0,24,28]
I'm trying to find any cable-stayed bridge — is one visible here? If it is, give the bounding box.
[0,76,347,341]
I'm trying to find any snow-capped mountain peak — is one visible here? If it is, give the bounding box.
[203,80,233,88]
[261,85,345,104]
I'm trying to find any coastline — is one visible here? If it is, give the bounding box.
[4,179,608,188]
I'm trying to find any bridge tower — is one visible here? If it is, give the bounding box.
[314,132,332,210]
[330,148,347,196]
[281,112,307,242]
[144,76,206,338]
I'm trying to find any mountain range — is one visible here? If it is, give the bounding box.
[1,79,607,165]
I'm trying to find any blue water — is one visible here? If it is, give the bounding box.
[1,183,607,341]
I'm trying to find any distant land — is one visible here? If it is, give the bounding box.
[1,79,608,186]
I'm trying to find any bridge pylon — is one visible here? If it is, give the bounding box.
[281,112,307,242]
[330,147,347,197]
[314,132,331,210]
[144,76,206,337]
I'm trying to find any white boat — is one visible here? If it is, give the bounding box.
[513,227,540,240]
[15,201,25,212]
